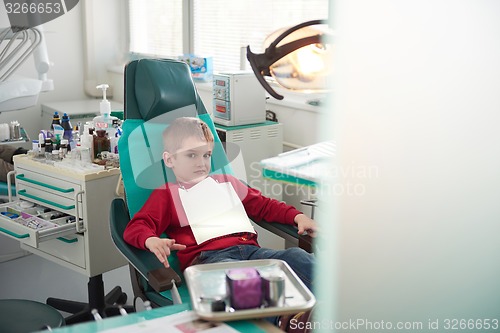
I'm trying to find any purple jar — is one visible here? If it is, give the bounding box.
[226,267,262,310]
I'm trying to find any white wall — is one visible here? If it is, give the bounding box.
[82,0,128,98]
[316,0,500,329]
[1,3,87,141]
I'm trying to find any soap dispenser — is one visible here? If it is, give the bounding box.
[93,84,118,136]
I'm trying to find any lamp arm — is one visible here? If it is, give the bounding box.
[247,45,284,100]
[247,35,322,99]
[246,19,330,100]
[268,19,326,51]
[248,36,321,76]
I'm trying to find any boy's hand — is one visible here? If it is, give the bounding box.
[294,214,318,237]
[145,237,186,268]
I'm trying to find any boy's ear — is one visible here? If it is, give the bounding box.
[163,151,174,168]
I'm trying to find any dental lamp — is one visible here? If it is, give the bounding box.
[0,26,53,112]
[247,20,332,100]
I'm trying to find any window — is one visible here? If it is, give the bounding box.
[128,0,183,57]
[128,0,329,72]
[192,0,329,72]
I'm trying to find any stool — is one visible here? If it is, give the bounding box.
[0,299,65,333]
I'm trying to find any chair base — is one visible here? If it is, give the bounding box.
[47,274,134,324]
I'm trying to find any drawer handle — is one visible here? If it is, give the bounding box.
[0,227,29,239]
[18,190,75,210]
[16,174,75,193]
[57,237,78,243]
[74,191,85,233]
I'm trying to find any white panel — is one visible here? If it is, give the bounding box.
[316,0,500,328]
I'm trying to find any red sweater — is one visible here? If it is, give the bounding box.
[123,174,301,271]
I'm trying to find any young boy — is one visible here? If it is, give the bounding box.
[123,117,316,289]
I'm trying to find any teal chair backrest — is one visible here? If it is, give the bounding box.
[118,58,234,304]
[119,58,231,218]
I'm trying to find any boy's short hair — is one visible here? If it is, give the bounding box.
[163,117,214,153]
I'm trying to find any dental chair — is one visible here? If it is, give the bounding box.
[109,58,313,310]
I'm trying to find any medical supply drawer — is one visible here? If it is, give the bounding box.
[22,233,86,269]
[15,168,83,216]
[0,202,78,248]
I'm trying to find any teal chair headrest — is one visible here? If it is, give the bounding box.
[129,58,207,121]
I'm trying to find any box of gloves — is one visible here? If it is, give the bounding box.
[178,54,213,82]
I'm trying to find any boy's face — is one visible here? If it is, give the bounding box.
[163,136,212,184]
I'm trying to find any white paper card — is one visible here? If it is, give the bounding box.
[179,177,255,244]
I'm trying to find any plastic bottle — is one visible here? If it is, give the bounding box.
[93,84,118,135]
[39,141,45,157]
[50,112,61,131]
[72,122,81,148]
[110,132,119,154]
[38,132,45,157]
[60,139,69,157]
[44,138,52,153]
[80,123,94,161]
[52,150,60,161]
[61,113,73,143]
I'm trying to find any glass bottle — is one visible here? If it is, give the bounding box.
[93,129,110,158]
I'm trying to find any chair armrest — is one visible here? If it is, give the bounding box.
[110,198,185,293]
[147,267,182,293]
[252,220,314,253]
[298,234,314,253]
[110,199,171,275]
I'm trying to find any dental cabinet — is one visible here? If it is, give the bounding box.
[0,155,127,277]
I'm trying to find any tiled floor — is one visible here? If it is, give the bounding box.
[0,248,134,311]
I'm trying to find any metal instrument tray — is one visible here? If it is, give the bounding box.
[183,259,316,321]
